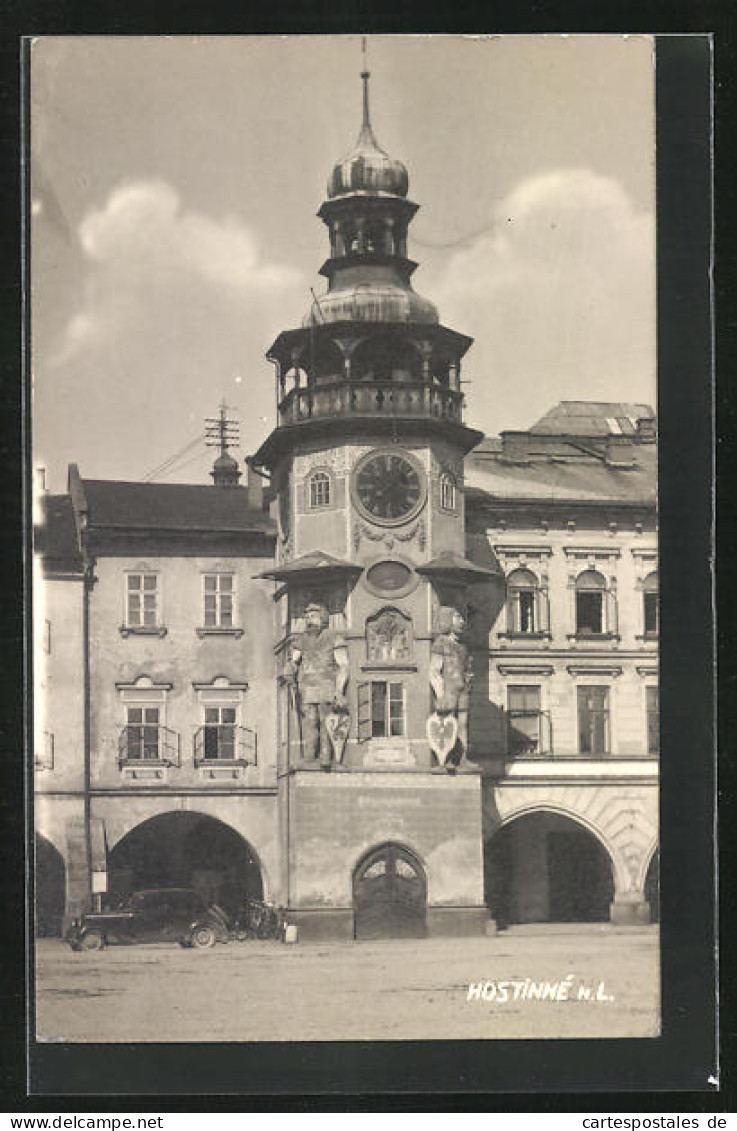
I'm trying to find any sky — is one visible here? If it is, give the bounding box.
[31,35,656,490]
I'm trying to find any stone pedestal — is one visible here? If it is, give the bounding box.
[609,892,652,925]
[282,769,487,939]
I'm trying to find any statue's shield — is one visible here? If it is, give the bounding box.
[326,712,350,762]
[426,712,458,765]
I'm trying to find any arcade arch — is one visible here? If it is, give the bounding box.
[35,833,66,937]
[484,810,615,926]
[107,811,263,917]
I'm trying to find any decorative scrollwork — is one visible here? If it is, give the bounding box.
[354,519,425,551]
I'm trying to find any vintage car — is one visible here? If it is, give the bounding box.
[66,888,230,951]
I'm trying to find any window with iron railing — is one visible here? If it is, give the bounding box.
[119,707,180,766]
[194,706,257,765]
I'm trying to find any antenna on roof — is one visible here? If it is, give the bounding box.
[205,399,242,487]
[205,399,240,457]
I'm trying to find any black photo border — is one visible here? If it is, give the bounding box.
[0,6,723,1109]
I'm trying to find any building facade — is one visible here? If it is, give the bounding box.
[34,71,658,938]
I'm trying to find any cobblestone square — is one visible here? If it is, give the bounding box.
[36,924,659,1043]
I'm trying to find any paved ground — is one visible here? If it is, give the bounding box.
[36,924,659,1043]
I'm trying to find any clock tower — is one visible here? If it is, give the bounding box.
[253,59,493,939]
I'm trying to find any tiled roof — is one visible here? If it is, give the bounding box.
[80,479,275,534]
[35,495,83,570]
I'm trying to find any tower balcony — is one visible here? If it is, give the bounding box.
[278,378,464,428]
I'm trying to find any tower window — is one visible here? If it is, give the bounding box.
[357,680,406,739]
[370,681,405,738]
[439,473,457,511]
[309,470,331,508]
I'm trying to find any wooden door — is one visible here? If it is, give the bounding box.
[353,845,426,940]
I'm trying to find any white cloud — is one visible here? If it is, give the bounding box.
[425,168,655,432]
[53,178,303,367]
[78,180,299,294]
[40,179,306,479]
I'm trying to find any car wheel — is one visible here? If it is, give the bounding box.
[190,925,217,949]
[80,930,105,951]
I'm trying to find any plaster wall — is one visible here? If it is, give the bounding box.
[89,555,277,791]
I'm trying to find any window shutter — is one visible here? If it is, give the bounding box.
[606,587,618,635]
[357,682,371,742]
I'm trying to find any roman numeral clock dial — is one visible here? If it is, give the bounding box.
[353,449,426,526]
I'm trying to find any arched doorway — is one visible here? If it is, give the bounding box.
[644,849,659,923]
[353,843,426,940]
[35,834,66,937]
[484,811,614,927]
[108,813,263,917]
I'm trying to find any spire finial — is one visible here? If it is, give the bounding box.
[360,36,371,134]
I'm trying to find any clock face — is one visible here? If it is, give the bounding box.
[353,449,425,526]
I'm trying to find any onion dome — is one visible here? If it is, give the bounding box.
[303,280,438,327]
[327,70,409,199]
[210,451,241,488]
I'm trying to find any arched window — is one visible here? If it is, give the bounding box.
[309,471,331,509]
[642,571,659,636]
[439,472,456,511]
[506,568,544,634]
[575,569,608,635]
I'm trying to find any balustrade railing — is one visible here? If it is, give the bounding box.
[278,380,463,427]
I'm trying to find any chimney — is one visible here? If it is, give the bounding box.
[500,431,532,459]
[247,461,263,510]
[605,435,635,467]
[636,416,656,441]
